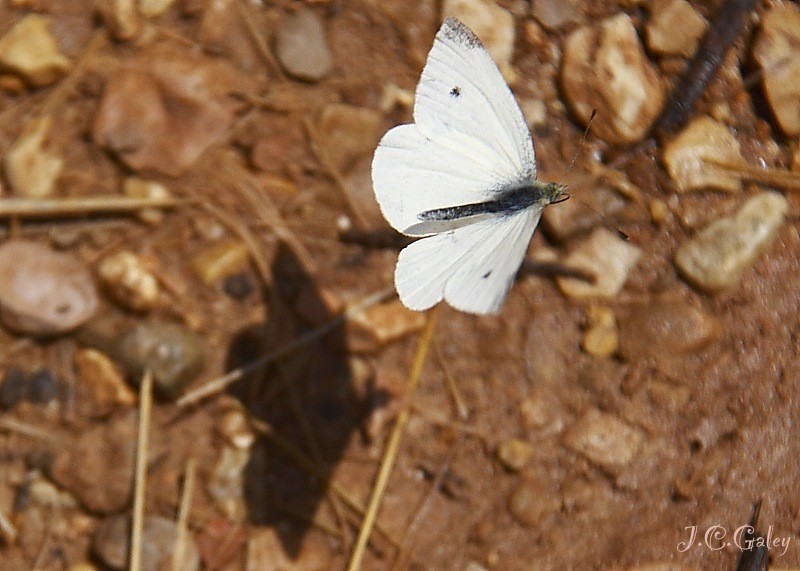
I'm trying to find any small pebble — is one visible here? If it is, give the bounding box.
[617,300,719,362]
[4,116,63,198]
[507,477,560,527]
[116,322,206,399]
[96,251,160,312]
[674,192,788,293]
[27,476,77,509]
[649,198,672,226]
[51,411,137,513]
[346,299,426,353]
[0,367,27,409]
[74,348,136,414]
[524,311,579,386]
[582,306,618,358]
[753,3,800,136]
[531,0,582,31]
[496,437,534,471]
[207,444,249,519]
[139,0,178,18]
[645,0,707,57]
[317,103,382,173]
[122,177,172,225]
[662,116,744,193]
[562,14,665,143]
[275,8,333,82]
[648,381,691,411]
[217,407,255,449]
[93,514,200,571]
[0,14,70,86]
[0,240,99,336]
[100,0,142,40]
[192,238,250,286]
[443,0,516,73]
[557,228,643,299]
[27,369,59,404]
[563,409,644,472]
[223,272,254,300]
[520,388,565,435]
[93,54,242,176]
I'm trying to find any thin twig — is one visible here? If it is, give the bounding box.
[172,458,196,571]
[434,341,469,421]
[346,305,440,571]
[0,417,64,444]
[706,158,800,191]
[0,196,189,219]
[130,371,154,571]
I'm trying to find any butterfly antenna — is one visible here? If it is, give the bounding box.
[557,111,630,241]
[558,109,596,187]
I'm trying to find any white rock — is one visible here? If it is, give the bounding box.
[564,409,643,472]
[442,0,516,73]
[674,192,788,293]
[582,306,618,358]
[0,15,70,87]
[139,0,177,17]
[3,116,63,198]
[645,0,707,57]
[663,116,744,193]
[557,228,643,299]
[275,8,333,82]
[96,251,160,312]
[0,240,98,336]
[562,14,665,144]
[753,3,800,136]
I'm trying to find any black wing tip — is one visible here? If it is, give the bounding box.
[440,17,483,50]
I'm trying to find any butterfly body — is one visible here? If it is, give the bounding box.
[372,18,564,315]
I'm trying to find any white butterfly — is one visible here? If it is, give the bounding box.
[372,17,565,315]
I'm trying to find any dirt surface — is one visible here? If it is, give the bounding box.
[0,1,799,570]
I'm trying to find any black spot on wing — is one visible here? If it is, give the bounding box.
[482,270,492,279]
[450,86,461,97]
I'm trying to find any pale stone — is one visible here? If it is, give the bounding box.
[645,0,707,57]
[557,228,642,299]
[663,116,744,193]
[564,409,643,471]
[582,306,618,358]
[96,251,159,312]
[753,3,800,136]
[4,116,63,198]
[0,15,70,87]
[674,192,788,293]
[275,8,333,82]
[562,14,665,144]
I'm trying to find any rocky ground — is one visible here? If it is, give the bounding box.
[0,0,799,570]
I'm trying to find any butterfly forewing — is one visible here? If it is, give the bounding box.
[414,18,536,181]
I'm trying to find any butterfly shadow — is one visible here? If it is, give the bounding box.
[225,243,376,558]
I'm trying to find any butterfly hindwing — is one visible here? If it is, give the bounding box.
[395,207,543,315]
